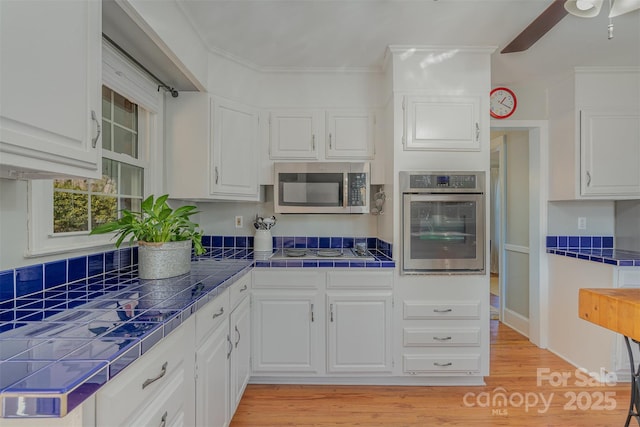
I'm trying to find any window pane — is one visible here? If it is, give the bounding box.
[102,119,111,151]
[91,195,118,229]
[102,86,111,120]
[121,197,141,213]
[114,126,138,158]
[120,163,144,197]
[113,92,137,129]
[54,179,88,191]
[53,192,88,233]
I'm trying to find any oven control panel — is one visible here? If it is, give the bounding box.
[401,172,484,193]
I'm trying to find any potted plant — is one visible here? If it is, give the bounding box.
[91,194,205,279]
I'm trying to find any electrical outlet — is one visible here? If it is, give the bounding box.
[578,217,587,230]
[235,216,243,228]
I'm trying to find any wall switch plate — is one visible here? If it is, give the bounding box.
[578,217,587,230]
[235,216,243,228]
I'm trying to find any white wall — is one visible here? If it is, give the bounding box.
[547,200,615,235]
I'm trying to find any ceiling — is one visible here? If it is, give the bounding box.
[105,0,640,90]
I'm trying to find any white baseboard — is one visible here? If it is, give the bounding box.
[249,376,486,386]
[503,308,529,338]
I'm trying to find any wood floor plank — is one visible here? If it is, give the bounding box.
[231,321,633,426]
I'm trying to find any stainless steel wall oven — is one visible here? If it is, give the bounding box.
[400,171,485,274]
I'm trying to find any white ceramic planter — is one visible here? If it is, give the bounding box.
[254,229,273,253]
[137,240,192,279]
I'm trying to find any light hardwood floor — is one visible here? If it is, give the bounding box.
[231,321,634,426]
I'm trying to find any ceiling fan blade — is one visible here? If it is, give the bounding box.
[501,0,568,54]
[609,0,640,17]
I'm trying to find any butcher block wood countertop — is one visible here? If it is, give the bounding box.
[579,288,640,341]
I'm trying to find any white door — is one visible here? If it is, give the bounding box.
[229,296,251,416]
[252,292,320,373]
[326,292,393,373]
[500,131,530,337]
[195,319,230,427]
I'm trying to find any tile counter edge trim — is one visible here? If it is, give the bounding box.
[546,235,640,267]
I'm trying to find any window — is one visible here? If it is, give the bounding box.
[52,87,145,234]
[27,40,163,256]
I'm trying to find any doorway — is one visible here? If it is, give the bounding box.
[489,121,549,348]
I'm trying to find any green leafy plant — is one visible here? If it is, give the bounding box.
[90,194,205,255]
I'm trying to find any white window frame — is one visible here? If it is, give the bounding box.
[27,41,165,256]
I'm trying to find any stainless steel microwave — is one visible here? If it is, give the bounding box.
[274,162,370,214]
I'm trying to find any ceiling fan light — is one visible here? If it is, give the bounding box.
[608,0,640,17]
[565,0,604,16]
[576,0,595,9]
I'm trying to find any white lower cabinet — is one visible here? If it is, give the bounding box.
[326,292,393,373]
[229,295,251,415]
[95,316,196,427]
[251,269,393,378]
[196,317,231,427]
[401,300,483,376]
[251,291,322,374]
[195,274,251,427]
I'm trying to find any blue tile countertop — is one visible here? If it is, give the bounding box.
[0,257,252,418]
[546,235,640,267]
[0,236,395,418]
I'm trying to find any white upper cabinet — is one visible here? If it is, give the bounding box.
[269,109,322,159]
[549,67,640,200]
[580,109,640,197]
[0,0,102,179]
[211,97,260,198]
[267,108,375,160]
[403,96,481,151]
[165,93,260,201]
[325,110,375,159]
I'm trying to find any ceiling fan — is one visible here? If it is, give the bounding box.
[501,0,640,53]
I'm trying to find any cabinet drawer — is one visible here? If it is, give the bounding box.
[403,354,480,374]
[404,301,480,319]
[96,322,188,426]
[403,328,480,347]
[253,269,323,289]
[327,270,393,289]
[229,272,251,310]
[196,289,229,344]
[124,365,187,427]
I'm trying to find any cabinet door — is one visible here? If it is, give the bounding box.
[211,97,260,199]
[404,96,480,151]
[196,318,230,427]
[325,110,375,159]
[326,292,393,373]
[0,0,101,178]
[252,291,321,373]
[229,296,251,417]
[580,109,640,197]
[269,110,322,159]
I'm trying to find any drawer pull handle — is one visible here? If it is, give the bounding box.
[240,284,248,292]
[235,325,241,348]
[433,362,453,367]
[142,362,168,389]
[330,303,334,322]
[91,110,101,148]
[159,411,168,427]
[433,336,452,341]
[212,307,224,319]
[433,308,453,313]
[227,334,233,359]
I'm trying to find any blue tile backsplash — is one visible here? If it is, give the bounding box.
[0,235,393,328]
[546,235,640,266]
